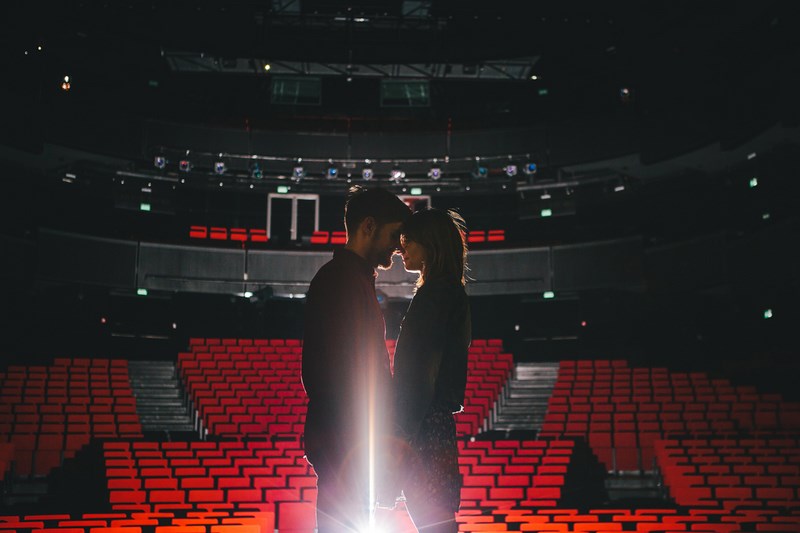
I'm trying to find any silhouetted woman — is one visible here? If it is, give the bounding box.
[392,208,471,532]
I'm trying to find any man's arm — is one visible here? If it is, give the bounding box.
[302,268,360,403]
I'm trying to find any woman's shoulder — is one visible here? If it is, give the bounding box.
[417,277,466,300]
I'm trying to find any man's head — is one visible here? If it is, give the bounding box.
[344,186,412,269]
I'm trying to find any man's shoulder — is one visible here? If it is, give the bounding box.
[309,253,361,290]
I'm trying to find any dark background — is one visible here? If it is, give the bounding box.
[1,0,799,400]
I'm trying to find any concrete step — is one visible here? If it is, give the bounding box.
[131,387,183,399]
[492,362,560,433]
[139,417,193,425]
[605,474,665,501]
[136,404,187,411]
[144,425,197,433]
[128,360,195,434]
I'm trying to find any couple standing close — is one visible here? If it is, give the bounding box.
[302,186,471,533]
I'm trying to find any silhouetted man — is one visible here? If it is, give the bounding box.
[302,186,411,532]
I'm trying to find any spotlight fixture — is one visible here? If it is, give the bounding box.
[61,75,71,91]
[472,166,488,179]
[471,157,488,179]
[250,162,263,179]
[214,161,226,175]
[179,150,192,172]
[326,165,338,179]
[292,166,305,180]
[389,168,405,183]
[504,164,518,177]
[154,156,166,169]
[428,167,442,180]
[362,160,373,180]
[523,162,538,176]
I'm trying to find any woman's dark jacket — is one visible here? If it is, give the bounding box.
[392,276,471,442]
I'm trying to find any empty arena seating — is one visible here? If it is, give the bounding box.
[540,359,800,473]
[103,438,312,514]
[189,226,269,243]
[0,358,142,477]
[101,437,572,523]
[99,438,574,519]
[467,229,506,243]
[309,230,346,245]
[655,436,800,510]
[308,229,506,246]
[458,440,574,510]
[457,340,514,436]
[4,345,800,529]
[178,338,512,440]
[178,339,305,439]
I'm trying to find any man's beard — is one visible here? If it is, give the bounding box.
[376,251,394,270]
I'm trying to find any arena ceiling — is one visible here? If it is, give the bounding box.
[4,1,797,130]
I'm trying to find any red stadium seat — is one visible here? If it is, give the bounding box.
[330,231,346,245]
[209,227,228,240]
[467,230,486,243]
[229,228,248,242]
[487,229,506,242]
[249,229,269,243]
[310,231,329,244]
[189,226,208,239]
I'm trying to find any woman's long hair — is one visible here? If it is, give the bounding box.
[401,208,468,288]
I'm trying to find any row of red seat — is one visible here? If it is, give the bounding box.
[455,507,800,532]
[655,437,800,510]
[188,339,298,347]
[310,229,507,245]
[186,226,507,246]
[189,227,269,243]
[0,358,142,477]
[309,231,346,244]
[3,508,800,533]
[558,366,776,395]
[0,511,277,533]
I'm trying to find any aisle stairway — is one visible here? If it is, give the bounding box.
[127,360,196,436]
[492,362,560,433]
